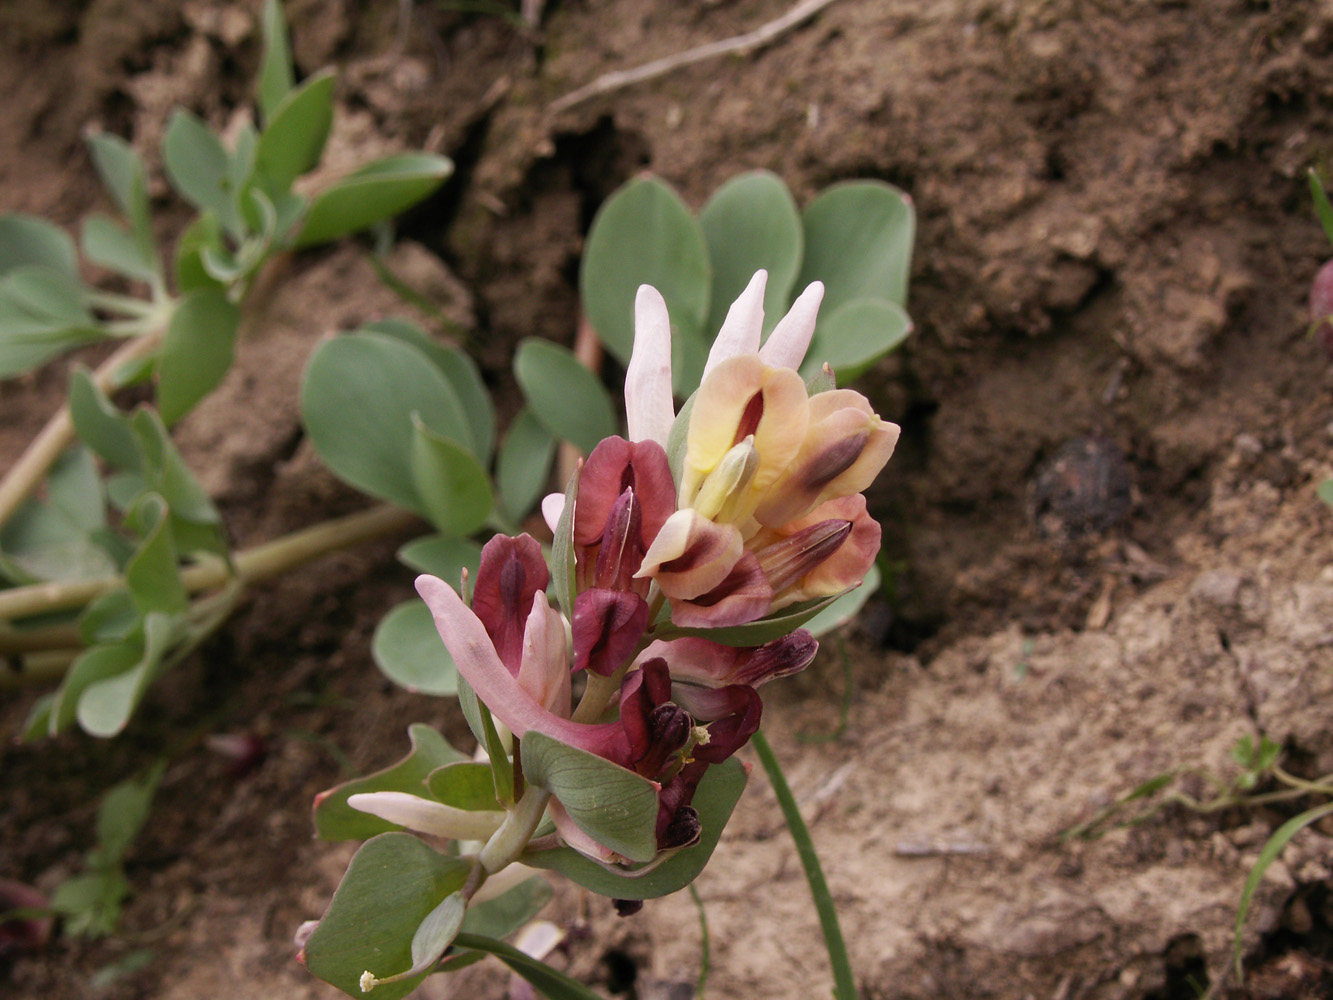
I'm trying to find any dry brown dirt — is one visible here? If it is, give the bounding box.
[4,1,1333,998]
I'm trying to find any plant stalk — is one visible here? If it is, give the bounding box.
[0,504,418,632]
[0,332,164,529]
[478,787,552,873]
[751,729,858,1000]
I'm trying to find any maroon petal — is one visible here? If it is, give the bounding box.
[694,686,762,763]
[572,589,650,678]
[667,552,773,628]
[472,534,549,674]
[576,437,675,549]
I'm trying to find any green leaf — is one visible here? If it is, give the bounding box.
[21,693,56,742]
[478,699,514,805]
[664,594,840,647]
[97,760,166,863]
[1318,479,1333,508]
[0,447,114,583]
[520,731,659,863]
[174,214,226,293]
[85,132,153,247]
[294,153,454,248]
[425,762,502,811]
[363,319,496,462]
[699,170,803,337]
[797,180,915,311]
[580,175,711,367]
[256,0,295,123]
[68,368,139,470]
[1234,799,1333,980]
[0,266,103,377]
[301,332,471,514]
[0,213,77,278]
[409,414,494,537]
[123,494,188,616]
[47,445,106,533]
[76,611,178,737]
[524,757,747,899]
[162,110,240,237]
[459,878,553,942]
[513,338,617,456]
[800,298,912,382]
[1311,168,1333,248]
[372,600,458,696]
[497,408,557,524]
[81,216,160,285]
[452,933,605,1000]
[802,564,881,637]
[314,724,468,841]
[397,534,482,584]
[254,70,335,194]
[128,413,224,554]
[549,463,579,618]
[79,589,140,646]
[302,833,471,1000]
[397,892,466,984]
[157,290,240,424]
[49,640,141,736]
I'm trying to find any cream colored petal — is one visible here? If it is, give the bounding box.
[636,509,743,600]
[760,280,823,370]
[703,269,767,377]
[541,493,565,534]
[626,285,676,447]
[347,792,506,841]
[516,593,571,716]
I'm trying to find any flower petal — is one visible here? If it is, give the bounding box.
[640,630,817,688]
[347,792,506,841]
[703,269,767,377]
[759,280,823,370]
[626,285,676,447]
[636,509,743,600]
[667,551,773,628]
[572,588,650,677]
[415,575,622,755]
[778,495,881,604]
[517,592,571,715]
[471,535,550,674]
[548,799,620,862]
[541,493,565,534]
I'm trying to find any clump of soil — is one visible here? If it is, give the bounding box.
[4,1,1333,998]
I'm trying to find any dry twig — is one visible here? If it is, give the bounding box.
[548,0,841,115]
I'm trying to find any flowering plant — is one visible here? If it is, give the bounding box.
[300,270,900,997]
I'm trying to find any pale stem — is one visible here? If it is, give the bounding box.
[0,331,165,528]
[478,787,552,873]
[570,668,624,724]
[0,505,418,633]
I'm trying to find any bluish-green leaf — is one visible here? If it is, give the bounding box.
[520,731,658,863]
[255,70,335,194]
[77,611,177,737]
[549,463,579,618]
[799,297,912,382]
[0,266,102,377]
[49,641,141,736]
[294,153,454,248]
[396,534,481,585]
[81,216,160,285]
[47,445,106,533]
[128,411,224,554]
[797,180,915,311]
[524,757,747,899]
[1311,169,1333,248]
[157,290,240,424]
[162,110,240,237]
[256,0,295,123]
[123,494,188,617]
[699,170,803,338]
[0,214,77,278]
[21,693,56,742]
[68,368,139,471]
[363,319,496,462]
[410,414,494,536]
[302,833,471,1000]
[97,760,166,863]
[301,332,471,514]
[314,724,468,841]
[85,132,153,247]
[452,933,605,1000]
[458,878,553,942]
[513,338,616,456]
[0,448,113,583]
[580,175,710,366]
[372,600,458,696]
[79,589,140,646]
[426,762,502,811]
[174,214,226,293]
[497,408,556,524]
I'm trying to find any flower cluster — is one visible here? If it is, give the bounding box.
[356,270,899,865]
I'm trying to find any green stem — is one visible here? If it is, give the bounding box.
[478,787,551,873]
[751,729,857,1000]
[688,882,711,998]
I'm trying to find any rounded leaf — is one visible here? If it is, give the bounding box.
[513,338,617,456]
[372,600,459,696]
[409,414,494,536]
[796,180,915,311]
[294,153,454,248]
[580,175,710,365]
[157,290,240,425]
[799,297,912,381]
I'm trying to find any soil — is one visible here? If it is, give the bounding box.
[4,0,1333,998]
